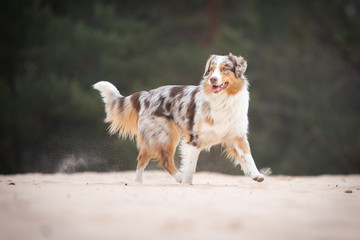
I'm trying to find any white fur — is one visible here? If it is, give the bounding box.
[180,88,252,184]
[134,168,145,183]
[180,142,201,184]
[93,81,122,103]
[235,147,263,180]
[180,55,262,184]
[204,86,249,138]
[209,56,229,86]
[173,172,183,183]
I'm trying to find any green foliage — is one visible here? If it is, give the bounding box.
[0,0,359,174]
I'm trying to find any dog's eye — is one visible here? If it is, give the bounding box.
[205,66,214,76]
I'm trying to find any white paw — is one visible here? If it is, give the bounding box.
[251,173,265,182]
[181,180,193,185]
[181,174,193,185]
[174,172,183,183]
[134,169,143,183]
[134,177,143,183]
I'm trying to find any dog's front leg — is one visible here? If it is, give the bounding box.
[230,137,264,182]
[180,143,201,184]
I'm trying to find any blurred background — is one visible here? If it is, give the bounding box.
[0,0,359,175]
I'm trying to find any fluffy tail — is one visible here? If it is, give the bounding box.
[93,81,122,103]
[93,81,138,139]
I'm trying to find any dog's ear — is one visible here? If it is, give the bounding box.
[203,55,216,76]
[229,53,247,78]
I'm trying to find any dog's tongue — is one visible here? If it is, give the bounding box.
[211,85,222,93]
[211,83,227,93]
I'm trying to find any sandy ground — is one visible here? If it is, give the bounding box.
[0,171,359,240]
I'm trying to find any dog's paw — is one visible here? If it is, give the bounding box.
[181,180,193,185]
[174,172,183,183]
[252,173,265,182]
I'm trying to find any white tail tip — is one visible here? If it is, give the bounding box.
[93,81,122,103]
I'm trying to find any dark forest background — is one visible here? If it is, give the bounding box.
[1,0,359,175]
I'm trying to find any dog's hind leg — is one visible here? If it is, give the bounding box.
[158,149,183,183]
[134,149,151,183]
[154,120,183,183]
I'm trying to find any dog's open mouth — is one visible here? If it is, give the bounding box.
[211,82,229,93]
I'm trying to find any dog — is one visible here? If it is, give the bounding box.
[93,53,264,184]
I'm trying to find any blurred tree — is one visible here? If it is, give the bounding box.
[0,0,39,172]
[0,0,359,175]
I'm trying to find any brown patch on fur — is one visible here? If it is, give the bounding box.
[202,80,212,95]
[236,137,251,154]
[204,61,215,76]
[136,149,152,170]
[195,121,204,147]
[144,99,150,109]
[186,88,199,131]
[202,63,216,95]
[136,129,178,176]
[220,63,244,96]
[153,96,165,117]
[201,101,214,125]
[170,86,185,98]
[225,137,251,160]
[165,102,172,112]
[168,120,181,146]
[228,54,247,78]
[142,120,180,176]
[220,63,233,76]
[162,121,181,175]
[130,92,141,113]
[205,116,214,125]
[136,130,149,151]
[184,134,190,143]
[225,147,237,160]
[118,97,125,110]
[187,133,199,147]
[179,102,184,113]
[106,96,139,139]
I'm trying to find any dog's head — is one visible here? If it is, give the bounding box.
[202,53,247,95]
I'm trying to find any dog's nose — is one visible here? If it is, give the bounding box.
[210,77,218,85]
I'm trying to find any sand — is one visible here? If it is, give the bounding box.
[1,171,359,240]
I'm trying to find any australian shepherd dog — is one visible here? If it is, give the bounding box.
[93,53,265,184]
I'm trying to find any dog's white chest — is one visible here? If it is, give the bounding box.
[198,91,249,148]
